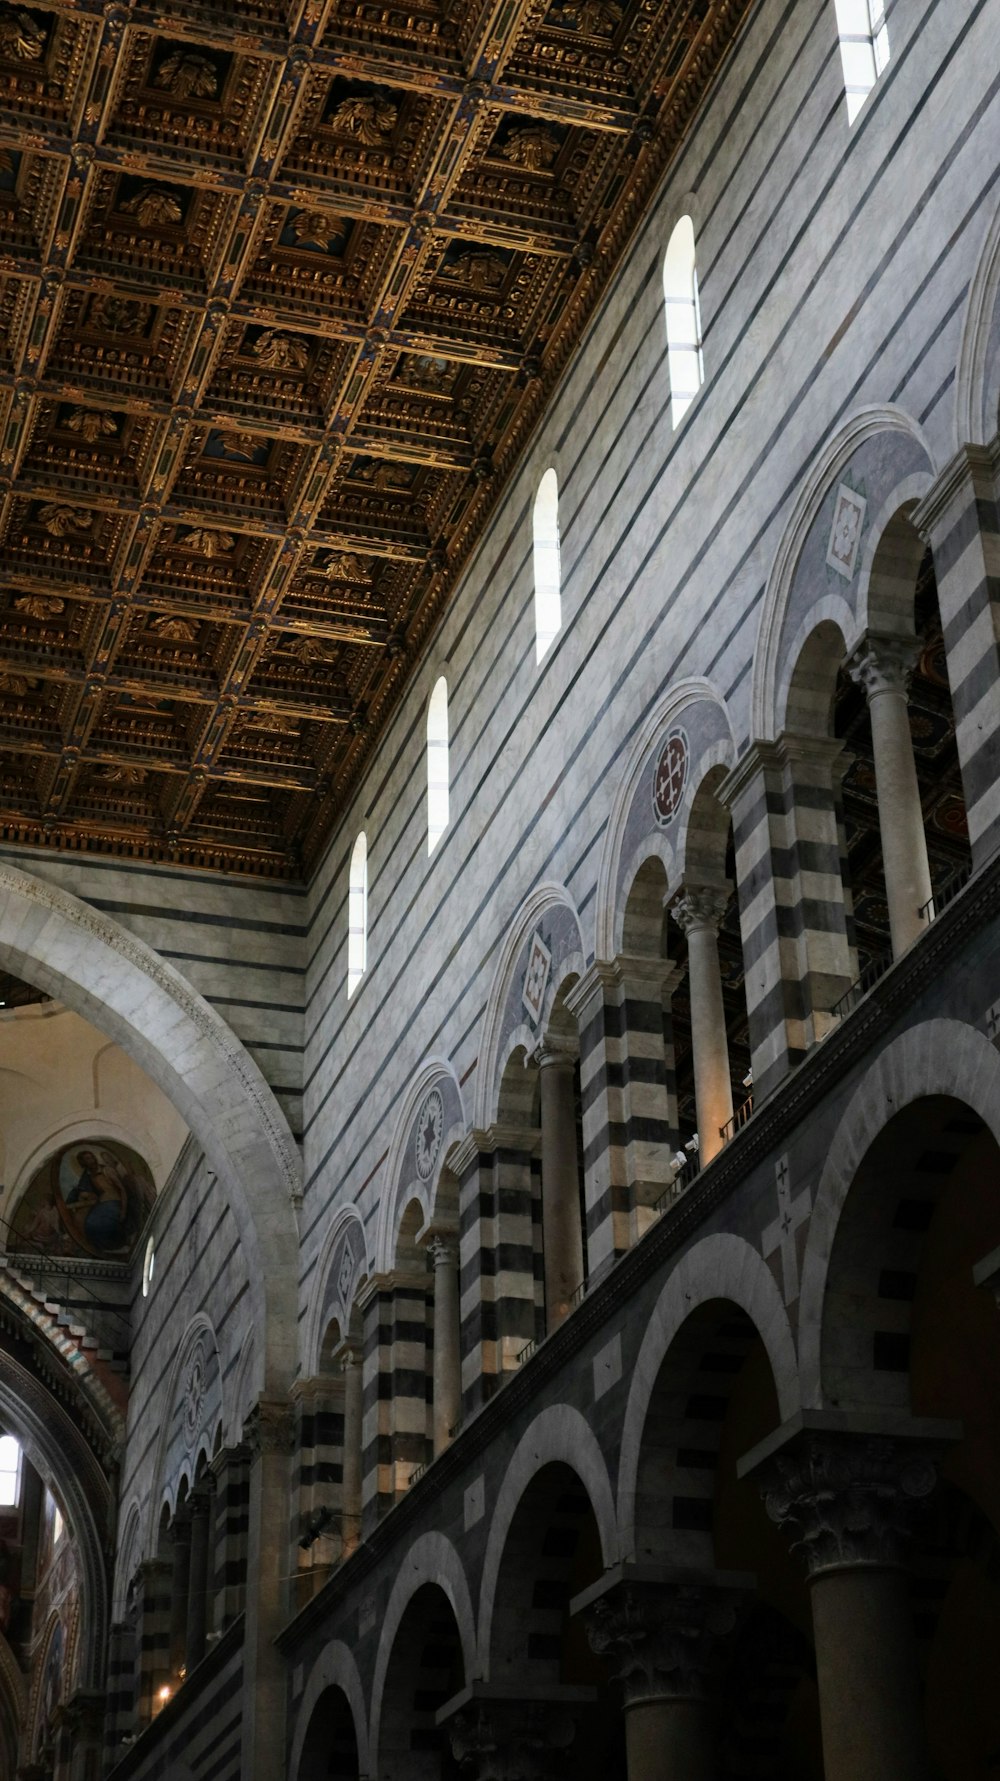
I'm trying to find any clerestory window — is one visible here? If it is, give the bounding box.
[663,216,704,427]
[834,0,890,123]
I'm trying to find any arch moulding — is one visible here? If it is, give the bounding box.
[0,861,300,1392]
[955,193,1000,449]
[799,1017,1000,1409]
[475,883,586,1130]
[290,1639,371,1781]
[752,404,937,744]
[369,1530,477,1770]
[617,1232,800,1558]
[375,1055,466,1275]
[476,1403,619,1676]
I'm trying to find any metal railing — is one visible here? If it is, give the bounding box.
[720,1091,754,1145]
[517,1334,539,1366]
[918,863,971,927]
[654,1148,702,1215]
[831,949,892,1022]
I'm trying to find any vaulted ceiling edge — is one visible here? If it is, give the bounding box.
[0,0,753,880]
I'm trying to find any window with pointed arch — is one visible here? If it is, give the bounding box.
[426,677,449,853]
[533,467,561,663]
[347,831,367,997]
[663,215,704,427]
[834,0,890,123]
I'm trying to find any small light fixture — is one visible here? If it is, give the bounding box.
[742,1068,753,1090]
[671,1151,687,1174]
[685,1133,700,1153]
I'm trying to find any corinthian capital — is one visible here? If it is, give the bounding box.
[585,1579,742,1705]
[670,884,731,937]
[446,1698,575,1780]
[759,1434,936,1576]
[242,1397,296,1458]
[847,634,920,701]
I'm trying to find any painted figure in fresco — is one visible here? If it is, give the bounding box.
[9,1139,154,1261]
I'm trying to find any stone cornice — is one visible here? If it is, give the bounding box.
[277,847,1000,1655]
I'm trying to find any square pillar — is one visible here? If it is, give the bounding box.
[721,737,856,1101]
[914,443,1000,863]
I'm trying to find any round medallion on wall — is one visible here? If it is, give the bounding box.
[415,1088,444,1182]
[183,1348,205,1445]
[652,728,689,829]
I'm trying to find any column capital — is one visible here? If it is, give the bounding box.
[573,1565,750,1705]
[437,1684,594,1781]
[742,1421,947,1577]
[530,1038,578,1071]
[467,1121,541,1157]
[564,954,680,1020]
[426,1232,457,1268]
[670,883,730,936]
[911,440,1000,536]
[242,1397,296,1458]
[846,633,920,701]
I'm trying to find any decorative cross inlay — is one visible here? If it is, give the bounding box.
[986,1002,1000,1044]
[762,1153,811,1305]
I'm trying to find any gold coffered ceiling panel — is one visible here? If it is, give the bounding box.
[0,0,753,878]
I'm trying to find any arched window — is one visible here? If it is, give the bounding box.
[426,677,449,853]
[834,0,890,123]
[663,215,704,427]
[0,1436,21,1507]
[347,831,367,997]
[533,468,561,663]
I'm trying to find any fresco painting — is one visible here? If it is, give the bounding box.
[9,1140,154,1260]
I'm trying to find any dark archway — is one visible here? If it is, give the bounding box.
[377,1582,465,1781]
[299,1683,362,1781]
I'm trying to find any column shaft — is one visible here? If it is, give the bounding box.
[185,1487,212,1670]
[430,1238,461,1454]
[340,1346,363,1554]
[537,1051,585,1328]
[849,638,932,957]
[672,888,734,1165]
[168,1512,191,1676]
[810,1567,927,1781]
[624,1697,714,1781]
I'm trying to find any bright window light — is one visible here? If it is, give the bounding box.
[533,468,562,663]
[834,0,890,124]
[0,1437,21,1508]
[426,677,449,854]
[142,1235,155,1298]
[663,215,704,427]
[347,831,368,997]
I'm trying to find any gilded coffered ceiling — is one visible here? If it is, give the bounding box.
[0,0,752,878]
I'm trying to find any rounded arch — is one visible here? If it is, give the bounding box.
[799,1018,1000,1409]
[595,678,736,960]
[617,1233,799,1559]
[476,1403,618,1675]
[291,1640,370,1781]
[855,481,934,639]
[955,193,1000,449]
[303,1204,370,1378]
[0,862,300,1391]
[0,1354,110,1693]
[777,603,854,737]
[475,884,586,1129]
[752,405,936,742]
[369,1530,476,1767]
[375,1057,466,1274]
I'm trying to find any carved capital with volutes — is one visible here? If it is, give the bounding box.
[585,1580,742,1706]
[846,634,920,702]
[447,1699,574,1781]
[670,884,730,938]
[758,1434,937,1577]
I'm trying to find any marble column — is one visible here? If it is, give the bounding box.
[240,1399,294,1781]
[536,1045,585,1329]
[848,636,933,957]
[185,1478,214,1671]
[584,1575,744,1781]
[340,1343,363,1555]
[671,886,734,1164]
[429,1236,461,1454]
[758,1432,936,1780]
[167,1505,191,1678]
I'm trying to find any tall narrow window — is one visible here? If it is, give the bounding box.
[533,468,561,663]
[347,831,367,996]
[426,677,449,854]
[0,1437,20,1507]
[663,216,704,427]
[834,0,890,123]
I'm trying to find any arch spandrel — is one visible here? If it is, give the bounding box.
[753,407,937,743]
[476,884,586,1129]
[594,679,736,963]
[0,861,300,1392]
